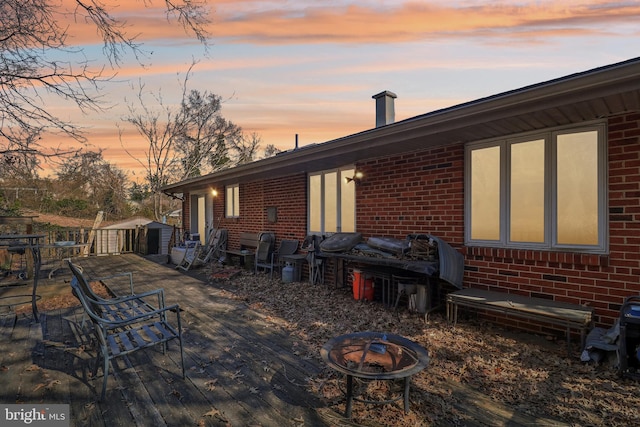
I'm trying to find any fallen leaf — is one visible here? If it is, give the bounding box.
[204,408,221,417]
[205,379,217,391]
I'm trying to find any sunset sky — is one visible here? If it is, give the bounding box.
[46,0,640,181]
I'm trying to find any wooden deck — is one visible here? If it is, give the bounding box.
[0,254,332,426]
[0,254,578,427]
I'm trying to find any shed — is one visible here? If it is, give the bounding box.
[96,217,174,256]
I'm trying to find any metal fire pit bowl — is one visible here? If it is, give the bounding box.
[321,332,429,418]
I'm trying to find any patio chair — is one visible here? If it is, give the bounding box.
[177,229,228,271]
[303,235,325,286]
[198,228,228,264]
[67,260,163,327]
[273,239,299,275]
[175,242,202,271]
[254,240,274,278]
[68,262,185,400]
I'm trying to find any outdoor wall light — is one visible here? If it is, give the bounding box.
[345,171,363,184]
[211,189,218,197]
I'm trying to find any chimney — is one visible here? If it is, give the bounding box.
[372,90,397,127]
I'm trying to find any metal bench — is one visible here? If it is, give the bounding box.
[68,260,185,400]
[447,288,594,354]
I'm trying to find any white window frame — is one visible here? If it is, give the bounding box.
[308,167,356,235]
[225,184,240,218]
[464,122,608,254]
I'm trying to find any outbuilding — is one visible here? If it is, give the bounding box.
[96,217,174,256]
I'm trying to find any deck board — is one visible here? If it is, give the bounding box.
[35,253,330,426]
[1,313,38,403]
[78,254,327,426]
[0,253,569,426]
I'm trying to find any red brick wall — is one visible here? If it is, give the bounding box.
[604,113,640,318]
[356,113,640,329]
[182,113,640,331]
[216,174,308,249]
[357,144,465,245]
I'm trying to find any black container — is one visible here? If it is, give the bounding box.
[619,296,640,379]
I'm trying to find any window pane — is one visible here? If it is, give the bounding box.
[226,186,234,217]
[471,146,501,240]
[225,185,239,217]
[341,169,355,232]
[233,185,240,216]
[324,172,337,233]
[309,174,322,232]
[510,139,545,242]
[556,131,599,245]
[198,196,206,241]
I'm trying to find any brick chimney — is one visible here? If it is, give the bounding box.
[372,90,397,127]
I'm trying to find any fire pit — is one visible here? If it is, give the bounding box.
[321,331,429,418]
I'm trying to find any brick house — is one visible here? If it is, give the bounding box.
[163,57,640,329]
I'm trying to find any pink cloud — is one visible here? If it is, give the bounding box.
[56,1,640,47]
[39,1,640,182]
[210,1,640,45]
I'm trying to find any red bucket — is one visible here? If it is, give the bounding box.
[353,269,374,301]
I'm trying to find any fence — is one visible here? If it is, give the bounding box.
[0,226,183,285]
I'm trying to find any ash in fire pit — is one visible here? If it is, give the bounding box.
[321,332,429,418]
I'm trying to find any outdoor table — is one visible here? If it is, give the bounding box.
[42,243,89,278]
[321,331,429,418]
[0,234,46,322]
[318,251,438,289]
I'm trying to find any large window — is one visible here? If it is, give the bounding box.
[465,123,607,253]
[225,184,239,218]
[309,168,356,234]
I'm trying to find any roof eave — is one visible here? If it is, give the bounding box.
[163,57,640,195]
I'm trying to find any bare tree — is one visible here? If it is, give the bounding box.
[0,0,211,169]
[121,83,186,221]
[263,144,281,159]
[53,149,130,217]
[228,131,262,165]
[175,89,242,180]
[0,129,42,181]
[122,61,264,221]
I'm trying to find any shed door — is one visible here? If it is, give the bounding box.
[147,229,160,254]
